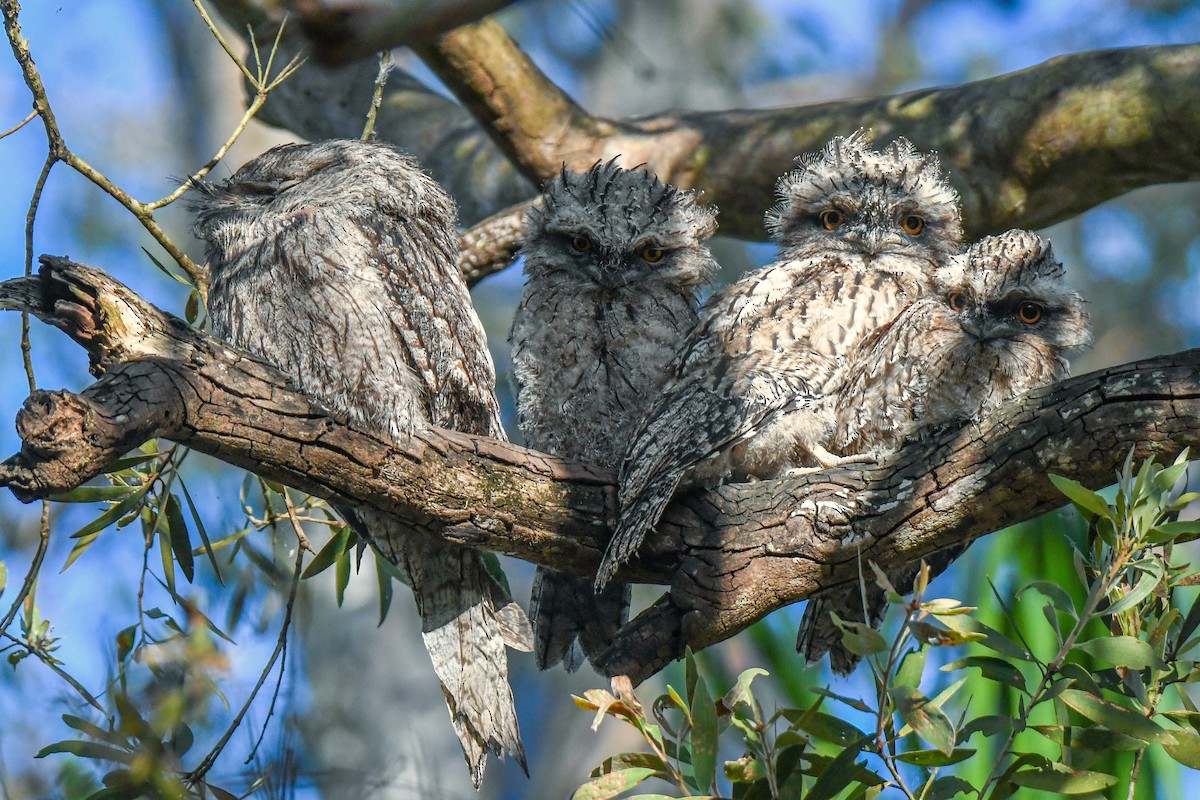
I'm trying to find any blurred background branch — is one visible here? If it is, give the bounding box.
[289,0,525,64]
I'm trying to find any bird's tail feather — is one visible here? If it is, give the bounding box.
[531,567,629,672]
[357,509,529,787]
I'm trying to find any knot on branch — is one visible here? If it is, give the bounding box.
[3,389,105,502]
[33,255,193,375]
[16,389,93,458]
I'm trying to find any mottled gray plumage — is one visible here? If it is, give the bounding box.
[191,139,530,786]
[510,161,717,671]
[600,131,963,588]
[797,228,1093,674]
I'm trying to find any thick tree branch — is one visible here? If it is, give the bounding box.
[2,258,1198,683]
[457,198,537,284]
[211,0,1200,242]
[288,0,523,64]
[419,22,1200,240]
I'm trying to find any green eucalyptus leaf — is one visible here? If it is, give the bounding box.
[926,775,975,800]
[833,615,889,657]
[1030,724,1144,752]
[36,740,132,763]
[1008,763,1117,794]
[1075,636,1163,670]
[958,714,1013,740]
[1058,689,1169,744]
[891,685,955,755]
[1049,474,1110,518]
[782,710,866,747]
[804,734,874,800]
[178,479,222,583]
[1021,580,1077,617]
[723,667,768,715]
[1106,570,1162,614]
[689,670,718,793]
[894,748,975,766]
[893,646,926,689]
[942,655,1028,693]
[1147,520,1200,544]
[62,488,152,570]
[164,495,194,583]
[1163,729,1200,769]
[936,614,1028,660]
[50,485,136,503]
[570,767,659,800]
[302,525,353,580]
[809,686,873,713]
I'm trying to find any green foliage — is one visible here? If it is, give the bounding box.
[575,449,1200,799]
[3,442,354,796]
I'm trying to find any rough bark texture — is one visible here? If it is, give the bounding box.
[212,0,1200,239]
[2,257,1197,683]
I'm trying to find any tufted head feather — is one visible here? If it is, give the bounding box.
[936,228,1092,353]
[520,159,718,290]
[766,129,962,261]
[190,139,457,261]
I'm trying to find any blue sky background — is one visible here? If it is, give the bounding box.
[0,1,1198,798]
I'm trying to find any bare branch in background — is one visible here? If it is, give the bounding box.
[2,258,1197,683]
[289,0,524,64]
[210,0,1200,248]
[457,198,537,285]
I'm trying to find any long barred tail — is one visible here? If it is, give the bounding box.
[531,568,629,672]
[349,507,531,787]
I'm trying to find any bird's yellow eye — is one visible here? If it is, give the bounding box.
[570,235,592,253]
[820,209,845,231]
[1018,302,1044,325]
[641,245,665,263]
[947,292,969,313]
[900,214,925,235]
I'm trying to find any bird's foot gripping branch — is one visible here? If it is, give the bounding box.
[2,256,1200,684]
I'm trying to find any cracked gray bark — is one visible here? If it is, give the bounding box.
[211,0,1200,241]
[1,256,1198,684]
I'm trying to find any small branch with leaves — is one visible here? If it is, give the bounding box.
[574,451,1200,799]
[0,0,298,298]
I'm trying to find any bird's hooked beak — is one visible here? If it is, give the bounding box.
[958,308,995,341]
[592,255,638,290]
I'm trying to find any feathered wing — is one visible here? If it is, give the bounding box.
[364,209,532,782]
[601,257,859,589]
[601,351,807,589]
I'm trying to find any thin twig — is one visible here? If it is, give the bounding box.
[0,630,106,713]
[191,0,255,84]
[2,1,305,302]
[977,546,1129,797]
[361,50,393,141]
[0,109,35,140]
[245,496,313,764]
[186,545,304,784]
[147,94,268,210]
[0,145,56,639]
[281,490,316,554]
